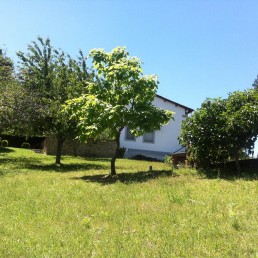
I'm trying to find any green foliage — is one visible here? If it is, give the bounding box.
[1,139,8,147]
[0,49,13,83]
[252,74,258,90]
[0,81,46,135]
[65,47,174,174]
[163,155,173,165]
[17,37,93,164]
[21,142,30,149]
[180,90,258,172]
[0,50,46,136]
[0,50,19,134]
[66,47,173,140]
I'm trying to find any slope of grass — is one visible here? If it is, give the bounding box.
[0,147,258,257]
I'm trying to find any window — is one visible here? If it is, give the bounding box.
[125,127,136,141]
[143,131,155,143]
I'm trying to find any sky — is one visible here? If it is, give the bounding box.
[1,0,258,155]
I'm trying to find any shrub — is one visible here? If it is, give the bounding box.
[164,155,172,165]
[21,142,30,149]
[1,140,8,147]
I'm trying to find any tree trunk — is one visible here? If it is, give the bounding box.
[55,135,65,165]
[234,151,241,177]
[110,129,123,176]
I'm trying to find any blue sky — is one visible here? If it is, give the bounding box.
[1,0,258,154]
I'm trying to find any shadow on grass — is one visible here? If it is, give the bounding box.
[0,156,108,173]
[27,163,108,172]
[77,157,110,162]
[71,170,173,185]
[0,147,15,154]
[0,156,42,165]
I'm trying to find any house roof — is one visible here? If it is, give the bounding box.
[156,94,194,114]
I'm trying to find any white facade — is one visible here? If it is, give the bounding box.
[120,95,193,160]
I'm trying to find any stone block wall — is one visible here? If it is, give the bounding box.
[44,136,116,158]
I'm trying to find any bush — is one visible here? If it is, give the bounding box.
[164,155,172,165]
[1,140,8,147]
[21,142,30,149]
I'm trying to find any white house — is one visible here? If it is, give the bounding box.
[120,95,194,160]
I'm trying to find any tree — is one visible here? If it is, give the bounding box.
[0,49,14,133]
[0,50,42,136]
[65,47,174,176]
[0,49,13,83]
[17,37,92,164]
[0,82,45,136]
[180,90,258,175]
[253,75,258,90]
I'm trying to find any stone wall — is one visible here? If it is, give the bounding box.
[44,136,116,158]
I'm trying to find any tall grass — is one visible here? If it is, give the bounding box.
[0,148,257,257]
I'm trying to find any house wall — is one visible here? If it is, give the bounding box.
[120,96,188,159]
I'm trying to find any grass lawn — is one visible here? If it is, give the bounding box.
[0,147,258,257]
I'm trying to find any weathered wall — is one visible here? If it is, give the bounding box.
[44,136,116,158]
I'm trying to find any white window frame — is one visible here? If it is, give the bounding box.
[125,127,136,141]
[143,131,155,143]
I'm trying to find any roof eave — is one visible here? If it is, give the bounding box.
[156,94,194,113]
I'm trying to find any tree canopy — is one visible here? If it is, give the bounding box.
[0,49,13,83]
[17,37,92,164]
[253,75,258,90]
[0,50,42,135]
[65,47,174,175]
[180,90,258,174]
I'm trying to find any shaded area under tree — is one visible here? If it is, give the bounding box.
[71,170,173,185]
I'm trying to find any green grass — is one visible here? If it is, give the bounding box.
[0,147,258,257]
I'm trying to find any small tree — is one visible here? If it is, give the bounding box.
[65,47,174,176]
[17,37,92,164]
[180,90,258,175]
[180,97,227,167]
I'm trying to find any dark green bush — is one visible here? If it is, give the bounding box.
[21,142,30,149]
[1,140,8,147]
